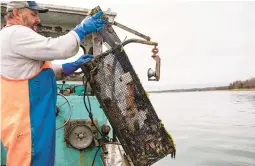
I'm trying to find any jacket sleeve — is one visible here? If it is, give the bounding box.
[51,63,63,80]
[10,26,81,61]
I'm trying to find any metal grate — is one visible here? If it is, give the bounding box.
[82,26,176,166]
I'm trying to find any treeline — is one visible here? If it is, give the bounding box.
[228,77,255,89]
[148,77,255,93]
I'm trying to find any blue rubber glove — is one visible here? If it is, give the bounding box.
[73,11,108,41]
[62,54,94,75]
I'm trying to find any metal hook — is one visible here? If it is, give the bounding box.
[148,46,161,81]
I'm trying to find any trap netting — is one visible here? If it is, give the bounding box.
[82,28,176,166]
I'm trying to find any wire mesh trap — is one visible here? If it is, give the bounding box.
[81,7,176,166]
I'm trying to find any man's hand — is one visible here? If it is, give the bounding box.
[73,11,108,41]
[62,54,94,75]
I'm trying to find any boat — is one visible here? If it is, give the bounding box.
[1,3,175,166]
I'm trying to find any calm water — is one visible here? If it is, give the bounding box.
[150,91,255,166]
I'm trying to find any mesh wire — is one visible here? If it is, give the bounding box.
[83,28,176,166]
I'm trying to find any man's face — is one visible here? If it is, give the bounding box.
[19,8,40,32]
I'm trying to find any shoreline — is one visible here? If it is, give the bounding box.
[227,88,255,91]
[148,88,255,93]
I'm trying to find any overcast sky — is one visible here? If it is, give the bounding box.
[39,0,255,90]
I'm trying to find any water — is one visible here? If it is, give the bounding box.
[150,91,255,166]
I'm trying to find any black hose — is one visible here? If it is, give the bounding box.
[92,146,101,166]
[82,75,111,141]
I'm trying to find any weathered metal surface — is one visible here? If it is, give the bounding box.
[64,119,98,149]
[93,33,103,57]
[101,143,133,166]
[113,21,151,41]
[54,89,107,166]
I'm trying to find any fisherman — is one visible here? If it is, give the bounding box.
[0,1,108,166]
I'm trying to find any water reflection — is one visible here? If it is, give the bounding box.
[150,91,255,166]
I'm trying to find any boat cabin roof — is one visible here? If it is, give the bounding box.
[1,2,117,37]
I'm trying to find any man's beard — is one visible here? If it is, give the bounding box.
[21,15,37,32]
